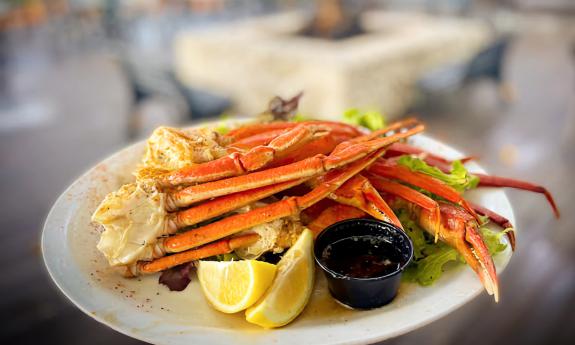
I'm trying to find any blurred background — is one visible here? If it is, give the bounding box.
[1,0,574,344]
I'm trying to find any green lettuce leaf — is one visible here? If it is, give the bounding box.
[397,156,479,193]
[403,244,461,286]
[215,113,231,134]
[480,227,511,255]
[396,209,427,260]
[342,108,386,131]
[292,113,310,122]
[215,124,230,134]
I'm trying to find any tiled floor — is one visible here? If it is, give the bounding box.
[1,15,574,345]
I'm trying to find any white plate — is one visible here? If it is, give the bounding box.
[42,122,514,345]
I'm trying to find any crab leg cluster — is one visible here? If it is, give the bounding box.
[125,121,424,275]
[93,114,558,302]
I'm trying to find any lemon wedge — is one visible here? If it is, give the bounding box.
[245,228,315,328]
[197,260,277,314]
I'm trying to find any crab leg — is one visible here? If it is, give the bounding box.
[474,174,560,218]
[368,173,501,300]
[384,142,474,166]
[230,129,296,150]
[408,201,500,302]
[388,151,559,218]
[366,172,516,249]
[167,121,424,210]
[128,233,260,276]
[306,204,367,237]
[366,173,441,238]
[226,120,361,142]
[162,147,389,254]
[331,118,421,154]
[230,124,359,151]
[318,174,403,228]
[171,178,309,229]
[469,201,516,251]
[155,124,330,187]
[368,160,481,222]
[268,132,358,167]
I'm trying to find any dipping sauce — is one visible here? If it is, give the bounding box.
[314,219,413,309]
[321,235,402,279]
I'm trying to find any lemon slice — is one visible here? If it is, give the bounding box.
[245,228,315,328]
[197,260,277,314]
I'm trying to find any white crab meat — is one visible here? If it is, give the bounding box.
[92,183,167,266]
[142,126,229,170]
[233,203,303,259]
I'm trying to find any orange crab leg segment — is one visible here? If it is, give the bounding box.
[226,120,362,142]
[157,124,330,187]
[168,121,424,209]
[164,147,389,253]
[231,125,358,151]
[474,173,559,218]
[331,118,420,154]
[230,129,292,150]
[368,160,481,222]
[384,142,474,166]
[269,132,358,167]
[171,178,309,229]
[321,174,402,228]
[133,234,260,275]
[366,173,441,239]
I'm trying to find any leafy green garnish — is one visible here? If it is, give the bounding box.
[480,227,511,255]
[403,244,461,286]
[215,113,231,134]
[342,108,386,131]
[396,209,427,260]
[399,210,508,286]
[292,113,310,122]
[397,156,479,193]
[215,124,230,134]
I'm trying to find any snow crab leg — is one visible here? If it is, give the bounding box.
[225,120,362,143]
[131,148,391,275]
[368,159,481,222]
[130,234,260,276]
[170,178,309,230]
[366,173,441,238]
[149,123,330,187]
[383,142,474,166]
[167,121,424,210]
[315,174,402,228]
[391,148,559,218]
[474,173,560,218]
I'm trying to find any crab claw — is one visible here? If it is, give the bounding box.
[416,201,499,302]
[326,174,403,229]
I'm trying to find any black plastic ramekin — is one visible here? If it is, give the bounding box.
[314,219,413,309]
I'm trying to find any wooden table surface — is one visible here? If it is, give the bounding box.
[1,20,574,345]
